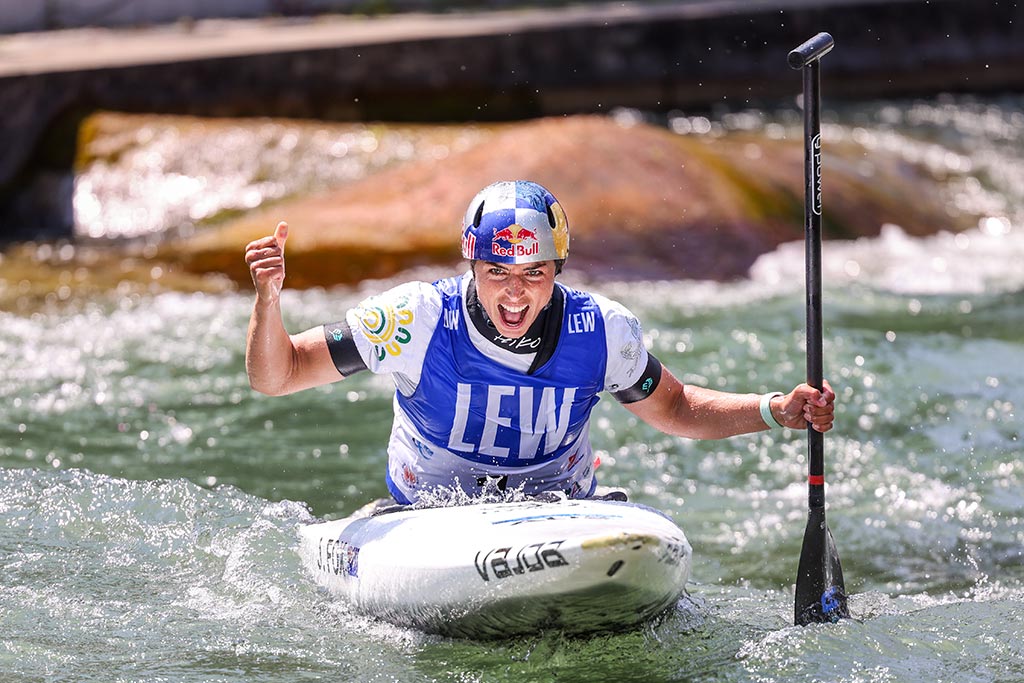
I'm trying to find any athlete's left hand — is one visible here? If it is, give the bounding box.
[771,380,836,432]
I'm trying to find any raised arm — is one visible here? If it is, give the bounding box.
[244,221,345,396]
[624,365,835,439]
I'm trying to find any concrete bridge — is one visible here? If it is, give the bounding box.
[2,0,1022,241]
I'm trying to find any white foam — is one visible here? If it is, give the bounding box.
[750,220,1024,295]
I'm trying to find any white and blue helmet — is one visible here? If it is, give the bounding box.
[460,180,569,265]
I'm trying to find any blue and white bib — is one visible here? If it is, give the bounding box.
[344,273,650,504]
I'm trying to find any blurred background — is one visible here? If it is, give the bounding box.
[2,2,1022,682]
[2,0,1022,262]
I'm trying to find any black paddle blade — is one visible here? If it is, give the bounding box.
[794,506,850,625]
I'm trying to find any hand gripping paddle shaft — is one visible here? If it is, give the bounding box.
[789,32,850,626]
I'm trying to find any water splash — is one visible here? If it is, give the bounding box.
[74,114,486,241]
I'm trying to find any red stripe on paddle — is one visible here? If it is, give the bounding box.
[808,475,825,486]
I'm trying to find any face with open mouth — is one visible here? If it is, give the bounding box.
[472,260,557,339]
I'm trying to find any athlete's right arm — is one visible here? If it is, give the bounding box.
[244,221,346,396]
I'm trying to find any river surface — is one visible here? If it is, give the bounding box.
[2,97,1023,682]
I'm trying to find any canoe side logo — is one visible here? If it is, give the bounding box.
[317,537,360,578]
[658,538,689,566]
[474,540,568,582]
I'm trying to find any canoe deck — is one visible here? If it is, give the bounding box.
[298,498,692,638]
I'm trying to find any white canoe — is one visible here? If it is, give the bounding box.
[298,498,692,638]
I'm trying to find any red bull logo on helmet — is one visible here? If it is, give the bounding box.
[491,224,540,258]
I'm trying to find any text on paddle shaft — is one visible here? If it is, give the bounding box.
[812,133,822,216]
[448,384,578,459]
[474,540,569,582]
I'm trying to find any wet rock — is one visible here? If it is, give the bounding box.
[162,114,974,286]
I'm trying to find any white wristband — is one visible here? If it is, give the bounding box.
[760,392,785,428]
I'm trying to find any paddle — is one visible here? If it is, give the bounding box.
[788,32,851,626]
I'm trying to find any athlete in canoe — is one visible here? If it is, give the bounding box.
[244,180,835,504]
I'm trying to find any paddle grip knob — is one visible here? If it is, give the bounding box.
[788,32,835,69]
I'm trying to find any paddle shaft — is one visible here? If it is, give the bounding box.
[791,31,833,508]
[801,52,826,511]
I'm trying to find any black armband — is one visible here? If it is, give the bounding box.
[612,354,663,404]
[323,320,368,377]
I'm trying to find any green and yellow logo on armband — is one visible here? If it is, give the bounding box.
[356,296,414,362]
